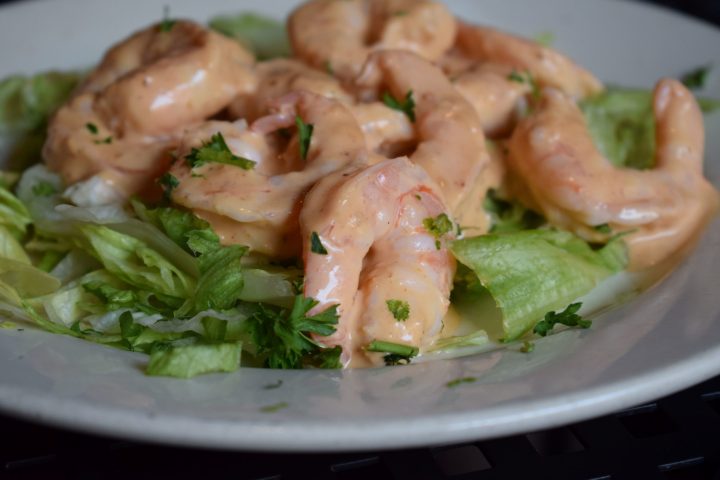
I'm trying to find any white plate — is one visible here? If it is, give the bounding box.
[0,0,719,452]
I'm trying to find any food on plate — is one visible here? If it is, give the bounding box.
[0,0,717,376]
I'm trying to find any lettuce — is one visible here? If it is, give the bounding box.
[580,89,656,170]
[146,341,242,378]
[0,71,79,134]
[0,71,80,170]
[209,13,291,60]
[79,224,195,299]
[451,230,627,341]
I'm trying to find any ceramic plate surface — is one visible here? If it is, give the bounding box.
[0,0,719,452]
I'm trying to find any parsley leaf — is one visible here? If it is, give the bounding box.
[508,70,541,100]
[85,122,98,135]
[94,136,112,145]
[446,377,476,388]
[423,213,454,248]
[185,132,256,170]
[533,303,590,337]
[367,340,418,365]
[295,115,314,160]
[386,299,410,322]
[244,295,340,369]
[158,173,179,201]
[310,231,328,255]
[382,90,416,122]
[681,65,711,90]
[160,6,176,32]
[31,181,57,197]
[593,223,612,234]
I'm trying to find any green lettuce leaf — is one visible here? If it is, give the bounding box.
[580,89,656,170]
[146,341,242,378]
[79,224,195,298]
[209,13,291,60]
[451,230,627,341]
[0,184,31,239]
[0,71,79,134]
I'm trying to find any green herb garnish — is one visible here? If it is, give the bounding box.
[185,132,256,170]
[382,90,416,122]
[386,299,410,322]
[295,115,314,160]
[31,181,57,197]
[158,173,179,201]
[310,231,328,255]
[533,303,590,337]
[446,377,477,388]
[681,65,711,90]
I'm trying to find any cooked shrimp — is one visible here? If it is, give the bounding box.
[170,91,367,258]
[44,20,255,198]
[288,0,456,81]
[356,50,491,228]
[507,79,719,269]
[456,22,603,99]
[452,63,532,137]
[301,157,456,367]
[228,58,352,120]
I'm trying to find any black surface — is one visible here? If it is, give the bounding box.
[0,0,719,479]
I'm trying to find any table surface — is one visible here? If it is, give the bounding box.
[1,0,719,478]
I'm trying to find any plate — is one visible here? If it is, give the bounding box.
[1,0,719,452]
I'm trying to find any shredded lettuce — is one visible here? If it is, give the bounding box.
[451,230,627,341]
[209,13,291,60]
[146,341,242,378]
[580,89,657,170]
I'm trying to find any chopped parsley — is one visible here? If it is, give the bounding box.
[681,65,711,90]
[310,231,328,255]
[593,223,612,234]
[263,380,283,390]
[295,115,314,160]
[508,70,541,100]
[533,303,590,337]
[423,213,454,249]
[158,173,179,201]
[31,181,57,197]
[244,295,340,369]
[382,90,416,122]
[366,340,419,366]
[446,377,476,388]
[520,341,535,353]
[386,299,410,322]
[94,136,112,145]
[185,132,256,171]
[85,122,98,135]
[260,402,289,413]
[160,6,176,32]
[324,60,334,76]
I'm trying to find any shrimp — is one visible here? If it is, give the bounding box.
[170,91,367,259]
[456,22,604,99]
[507,79,719,269]
[288,0,456,81]
[229,58,415,155]
[300,157,456,367]
[452,63,532,137]
[43,20,255,198]
[228,58,352,121]
[356,50,491,228]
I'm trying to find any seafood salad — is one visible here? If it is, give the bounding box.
[0,0,717,377]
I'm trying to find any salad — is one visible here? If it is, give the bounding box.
[0,0,717,378]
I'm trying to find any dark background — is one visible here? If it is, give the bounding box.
[1,0,720,479]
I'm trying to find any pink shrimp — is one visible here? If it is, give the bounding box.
[170,91,367,259]
[288,0,456,81]
[507,79,719,269]
[44,20,255,198]
[301,157,456,367]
